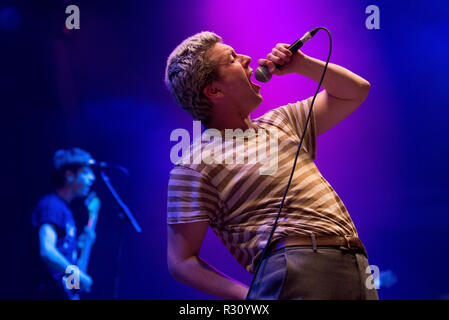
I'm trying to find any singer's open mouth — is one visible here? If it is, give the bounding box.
[248,70,260,92]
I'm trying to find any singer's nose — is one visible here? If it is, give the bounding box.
[241,55,251,68]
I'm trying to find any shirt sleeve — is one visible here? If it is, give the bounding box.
[167,165,220,224]
[31,197,64,229]
[273,97,317,159]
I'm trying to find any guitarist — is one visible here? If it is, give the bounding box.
[32,148,99,299]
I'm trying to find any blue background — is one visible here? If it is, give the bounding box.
[3,0,449,299]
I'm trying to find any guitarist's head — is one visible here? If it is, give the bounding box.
[52,148,96,201]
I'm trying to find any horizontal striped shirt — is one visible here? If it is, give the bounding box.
[167,97,358,273]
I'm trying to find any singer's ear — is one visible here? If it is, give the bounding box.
[203,82,222,100]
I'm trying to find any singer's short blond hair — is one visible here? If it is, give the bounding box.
[164,31,222,125]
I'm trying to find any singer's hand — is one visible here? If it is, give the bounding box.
[257,43,306,76]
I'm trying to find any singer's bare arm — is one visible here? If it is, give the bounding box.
[258,44,370,136]
[295,55,370,135]
[167,221,248,299]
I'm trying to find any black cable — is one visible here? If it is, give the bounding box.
[246,27,332,300]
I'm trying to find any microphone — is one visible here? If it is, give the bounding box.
[87,159,130,176]
[254,28,320,83]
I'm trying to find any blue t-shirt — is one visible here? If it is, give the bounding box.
[32,193,78,281]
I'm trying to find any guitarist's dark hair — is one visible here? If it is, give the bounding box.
[52,148,94,188]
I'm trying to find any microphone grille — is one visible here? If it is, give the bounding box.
[254,66,272,83]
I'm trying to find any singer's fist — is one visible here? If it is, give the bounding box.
[257,43,305,76]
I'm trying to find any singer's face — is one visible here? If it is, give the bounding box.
[209,43,262,115]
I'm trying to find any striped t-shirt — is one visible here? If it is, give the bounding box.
[167,97,358,273]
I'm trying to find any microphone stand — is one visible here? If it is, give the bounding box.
[99,170,142,300]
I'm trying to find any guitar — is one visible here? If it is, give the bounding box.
[63,191,100,300]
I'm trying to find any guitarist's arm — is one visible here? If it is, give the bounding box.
[39,224,72,272]
[39,224,93,291]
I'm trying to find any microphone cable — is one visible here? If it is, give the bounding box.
[246,27,332,300]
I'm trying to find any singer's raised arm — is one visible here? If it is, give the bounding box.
[258,44,370,136]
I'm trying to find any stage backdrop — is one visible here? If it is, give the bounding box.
[4,0,449,299]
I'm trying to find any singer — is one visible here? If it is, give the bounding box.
[31,148,99,299]
[165,31,378,300]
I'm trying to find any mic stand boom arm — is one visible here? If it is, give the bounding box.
[99,170,142,233]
